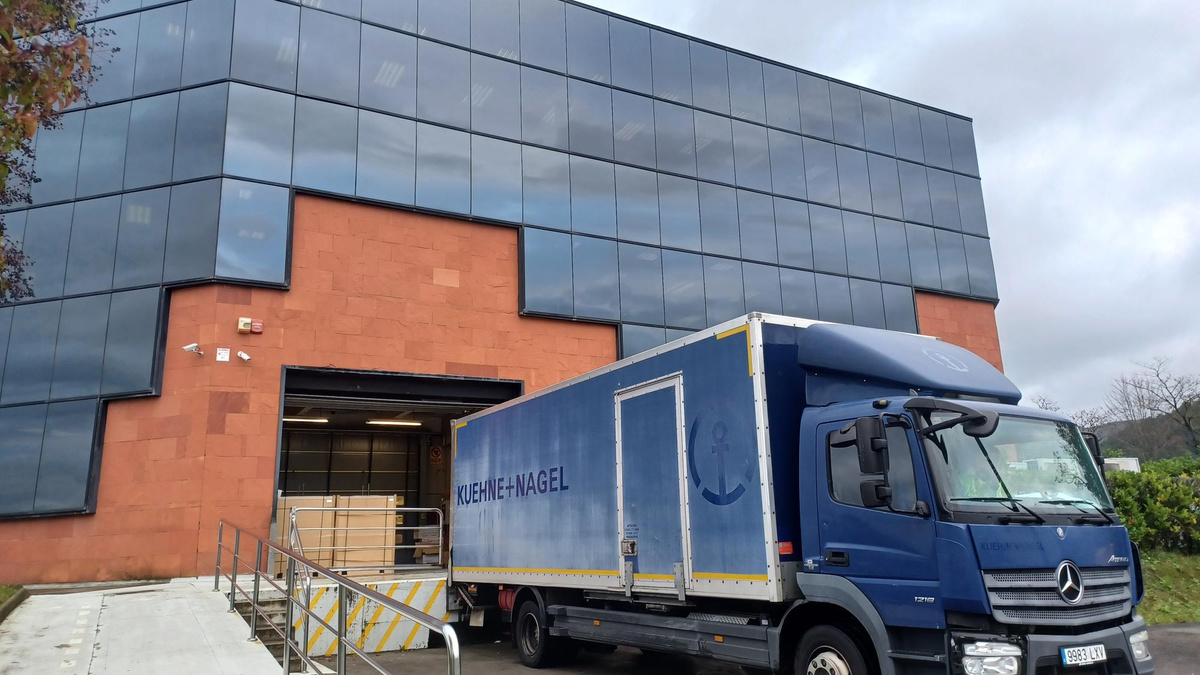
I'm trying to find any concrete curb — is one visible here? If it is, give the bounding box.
[0,587,29,625]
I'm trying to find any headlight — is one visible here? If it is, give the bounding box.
[962,641,1022,675]
[1128,630,1152,662]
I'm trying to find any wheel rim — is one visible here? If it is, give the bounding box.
[519,613,541,656]
[807,647,853,675]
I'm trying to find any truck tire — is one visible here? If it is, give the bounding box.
[514,601,554,668]
[794,625,871,675]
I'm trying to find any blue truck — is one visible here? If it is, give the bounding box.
[450,313,1154,675]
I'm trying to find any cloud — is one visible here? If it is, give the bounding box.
[585,0,1200,411]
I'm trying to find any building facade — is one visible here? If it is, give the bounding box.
[0,0,1001,582]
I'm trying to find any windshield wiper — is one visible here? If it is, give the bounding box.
[951,496,1046,524]
[1038,499,1115,525]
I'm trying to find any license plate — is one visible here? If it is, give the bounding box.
[1061,644,1106,666]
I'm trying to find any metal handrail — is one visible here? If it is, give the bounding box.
[214,520,462,675]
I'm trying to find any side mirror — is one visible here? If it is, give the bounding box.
[1082,432,1103,469]
[962,409,1000,438]
[854,417,888,475]
[859,478,891,508]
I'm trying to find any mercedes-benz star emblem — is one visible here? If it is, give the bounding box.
[1056,560,1084,605]
[1056,527,1065,540]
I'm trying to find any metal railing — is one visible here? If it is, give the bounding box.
[214,520,462,675]
[290,506,445,572]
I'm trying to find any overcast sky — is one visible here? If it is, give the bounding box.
[588,0,1200,413]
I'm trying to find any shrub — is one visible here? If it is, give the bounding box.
[1142,456,1200,478]
[1106,469,1200,553]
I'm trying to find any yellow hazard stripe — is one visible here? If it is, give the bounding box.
[294,586,327,632]
[307,595,341,653]
[693,572,769,582]
[715,324,753,377]
[324,592,367,657]
[633,573,674,581]
[454,566,619,576]
[357,582,401,650]
[375,581,424,651]
[402,580,446,650]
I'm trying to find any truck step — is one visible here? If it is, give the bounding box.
[685,612,758,626]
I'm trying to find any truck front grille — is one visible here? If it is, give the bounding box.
[982,567,1131,626]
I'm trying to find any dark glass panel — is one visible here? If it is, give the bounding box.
[609,18,652,94]
[835,146,872,213]
[763,63,800,132]
[299,0,359,19]
[356,110,415,205]
[2,211,27,254]
[829,82,864,148]
[0,308,10,388]
[568,79,614,160]
[814,273,852,324]
[182,0,235,86]
[927,168,962,231]
[163,179,220,282]
[650,30,691,105]
[703,256,744,326]
[849,279,885,329]
[521,146,571,229]
[897,160,933,225]
[618,244,664,324]
[571,235,619,321]
[173,83,228,181]
[133,3,186,96]
[774,197,812,270]
[808,204,847,275]
[615,166,659,245]
[64,196,120,295]
[22,205,73,299]
[621,325,666,358]
[842,212,879,280]
[470,54,521,139]
[216,180,290,284]
[76,102,131,198]
[905,223,941,289]
[417,0,468,46]
[947,116,980,177]
[768,129,805,199]
[417,40,470,129]
[698,183,739,258]
[956,175,989,237]
[471,0,519,59]
[0,404,47,515]
[31,112,83,204]
[520,0,566,72]
[33,400,99,518]
[738,190,776,264]
[690,42,729,115]
[881,283,917,333]
[50,294,110,399]
[101,287,160,395]
[796,72,833,140]
[728,53,766,124]
[523,228,573,315]
[293,98,357,195]
[359,25,417,117]
[694,111,735,184]
[612,91,656,169]
[87,0,139,17]
[732,120,771,191]
[1,302,60,404]
[471,135,523,223]
[919,108,953,170]
[866,153,902,220]
[873,217,910,285]
[964,235,998,299]
[569,156,616,237]
[780,268,818,319]
[90,15,138,104]
[415,123,471,214]
[654,101,696,177]
[230,0,299,91]
[113,187,170,288]
[935,229,970,295]
[743,262,782,314]
[521,67,569,150]
[662,250,705,329]
[298,8,359,104]
[658,175,701,251]
[860,91,895,155]
[362,0,417,32]
[891,100,924,163]
[566,4,609,83]
[803,138,839,207]
[124,93,179,190]
[224,83,294,184]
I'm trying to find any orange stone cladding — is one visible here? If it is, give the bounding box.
[0,196,616,584]
[914,291,1004,371]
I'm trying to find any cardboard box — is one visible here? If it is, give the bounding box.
[332,495,397,574]
[273,495,336,577]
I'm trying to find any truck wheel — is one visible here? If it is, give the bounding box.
[794,626,870,675]
[514,601,553,668]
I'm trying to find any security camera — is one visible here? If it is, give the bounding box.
[237,351,251,362]
[182,343,204,355]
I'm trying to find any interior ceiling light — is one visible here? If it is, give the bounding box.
[282,417,329,424]
[366,419,422,427]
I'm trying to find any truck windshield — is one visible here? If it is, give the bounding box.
[921,412,1114,513]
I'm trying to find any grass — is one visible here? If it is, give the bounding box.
[1138,550,1200,624]
[0,585,18,606]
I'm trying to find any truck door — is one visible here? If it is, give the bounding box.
[615,375,691,594]
[812,417,942,627]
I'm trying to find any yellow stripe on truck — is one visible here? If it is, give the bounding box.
[715,324,753,377]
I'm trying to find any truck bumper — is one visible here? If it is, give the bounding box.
[1022,616,1154,674]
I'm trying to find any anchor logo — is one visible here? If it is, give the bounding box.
[688,410,755,506]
